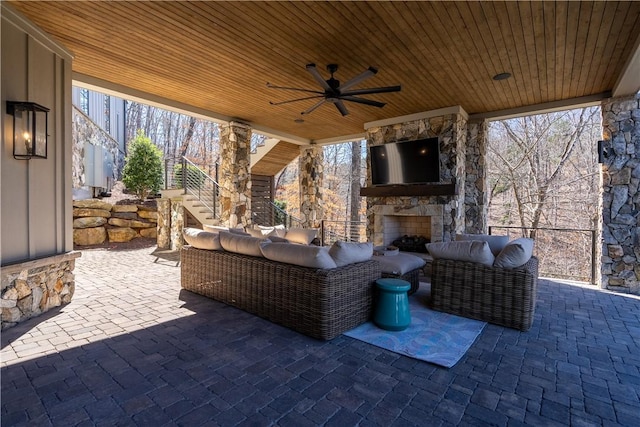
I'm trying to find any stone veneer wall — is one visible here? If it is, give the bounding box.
[465,119,489,234]
[156,198,171,250]
[299,145,324,227]
[1,251,81,330]
[219,122,252,227]
[72,106,120,189]
[600,93,640,294]
[72,199,157,245]
[170,198,184,251]
[365,113,467,243]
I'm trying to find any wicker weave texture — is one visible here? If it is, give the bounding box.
[180,247,381,340]
[381,268,421,295]
[430,257,539,331]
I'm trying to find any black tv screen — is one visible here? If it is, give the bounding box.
[370,138,440,185]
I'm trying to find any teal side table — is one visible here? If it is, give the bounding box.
[373,278,411,331]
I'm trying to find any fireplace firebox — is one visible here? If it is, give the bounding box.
[392,235,430,253]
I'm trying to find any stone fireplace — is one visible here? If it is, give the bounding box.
[372,204,444,247]
[364,108,473,246]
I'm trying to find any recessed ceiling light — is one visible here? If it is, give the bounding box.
[493,72,511,81]
[294,118,304,124]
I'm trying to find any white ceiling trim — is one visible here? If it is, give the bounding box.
[470,92,610,122]
[613,31,640,97]
[313,134,366,146]
[364,106,469,130]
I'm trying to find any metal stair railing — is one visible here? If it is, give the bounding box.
[319,220,367,246]
[252,201,303,229]
[165,157,220,221]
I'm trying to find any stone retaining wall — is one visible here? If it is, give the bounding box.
[1,251,81,330]
[73,199,158,245]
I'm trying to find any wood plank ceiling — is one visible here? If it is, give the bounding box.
[8,1,640,143]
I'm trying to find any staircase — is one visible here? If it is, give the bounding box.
[161,157,222,227]
[164,137,303,227]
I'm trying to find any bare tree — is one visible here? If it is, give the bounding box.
[488,107,600,237]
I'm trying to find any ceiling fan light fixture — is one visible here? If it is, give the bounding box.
[493,72,512,81]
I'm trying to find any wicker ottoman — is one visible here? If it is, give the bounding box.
[372,253,426,295]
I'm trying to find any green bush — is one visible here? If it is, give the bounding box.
[122,130,163,200]
[273,200,288,226]
[173,163,205,188]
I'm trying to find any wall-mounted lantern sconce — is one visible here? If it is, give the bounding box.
[6,101,49,160]
[597,140,609,164]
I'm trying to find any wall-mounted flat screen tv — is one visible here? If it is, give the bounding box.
[369,137,440,185]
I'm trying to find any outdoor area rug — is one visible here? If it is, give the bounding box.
[344,290,486,368]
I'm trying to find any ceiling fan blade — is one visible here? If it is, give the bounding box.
[334,100,349,116]
[340,85,402,96]
[339,66,377,91]
[269,95,324,106]
[305,63,331,90]
[301,99,327,115]
[340,96,386,108]
[266,83,324,95]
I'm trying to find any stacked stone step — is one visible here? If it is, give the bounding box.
[73,199,157,245]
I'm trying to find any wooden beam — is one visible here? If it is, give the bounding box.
[360,183,457,197]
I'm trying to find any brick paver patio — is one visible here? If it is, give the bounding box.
[2,246,639,426]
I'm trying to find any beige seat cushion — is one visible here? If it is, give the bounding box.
[182,227,222,250]
[260,242,337,269]
[372,252,426,275]
[426,240,495,267]
[494,238,534,268]
[219,231,268,257]
[329,241,373,267]
[455,233,509,256]
[285,228,318,245]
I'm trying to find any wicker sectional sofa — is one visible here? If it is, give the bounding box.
[430,256,539,331]
[181,246,381,340]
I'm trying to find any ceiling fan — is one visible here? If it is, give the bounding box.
[267,63,401,117]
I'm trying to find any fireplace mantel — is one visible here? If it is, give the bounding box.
[360,183,457,197]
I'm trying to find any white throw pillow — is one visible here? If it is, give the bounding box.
[219,231,268,257]
[258,224,287,238]
[426,240,495,267]
[285,228,318,245]
[456,233,509,256]
[260,242,337,269]
[329,241,373,267]
[246,227,266,238]
[493,238,534,268]
[228,227,250,236]
[203,224,228,233]
[182,227,222,250]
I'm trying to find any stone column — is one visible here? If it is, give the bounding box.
[600,93,640,294]
[299,144,324,228]
[219,122,252,227]
[170,197,184,251]
[465,119,489,234]
[156,198,171,249]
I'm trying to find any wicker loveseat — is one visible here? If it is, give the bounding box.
[430,256,539,331]
[181,246,381,340]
